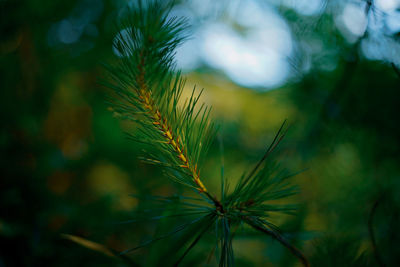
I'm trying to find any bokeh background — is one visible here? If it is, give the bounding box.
[1,0,400,266]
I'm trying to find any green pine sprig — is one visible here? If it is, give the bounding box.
[105,0,216,194]
[104,1,309,266]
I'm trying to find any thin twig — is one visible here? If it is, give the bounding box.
[241,120,288,188]
[174,216,216,266]
[205,191,224,213]
[244,218,310,267]
[391,63,400,79]
[368,195,386,267]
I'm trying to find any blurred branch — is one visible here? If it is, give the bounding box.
[244,218,309,267]
[313,0,374,125]
[391,63,400,79]
[368,195,386,267]
[61,234,139,266]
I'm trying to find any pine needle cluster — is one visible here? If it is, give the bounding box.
[107,1,215,194]
[104,1,308,266]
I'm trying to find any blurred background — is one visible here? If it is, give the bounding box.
[1,0,400,266]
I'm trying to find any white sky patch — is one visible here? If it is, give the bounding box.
[188,0,218,17]
[169,5,201,71]
[201,23,289,88]
[386,11,400,33]
[198,0,292,89]
[174,0,400,85]
[248,27,292,56]
[234,0,273,27]
[341,3,368,37]
[282,0,324,16]
[360,0,400,66]
[361,30,400,65]
[175,37,202,71]
[174,0,294,89]
[375,0,400,12]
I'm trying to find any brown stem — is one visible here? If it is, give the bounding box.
[136,50,208,195]
[204,191,224,213]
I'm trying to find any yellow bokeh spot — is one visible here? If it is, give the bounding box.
[87,162,137,211]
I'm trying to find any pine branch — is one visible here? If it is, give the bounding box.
[104,1,307,265]
[368,194,386,267]
[105,0,216,196]
[135,49,207,193]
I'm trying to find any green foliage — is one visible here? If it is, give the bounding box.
[105,1,306,266]
[310,236,373,267]
[226,121,298,219]
[105,0,216,192]
[3,0,400,266]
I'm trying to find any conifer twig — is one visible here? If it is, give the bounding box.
[391,63,400,78]
[106,1,216,200]
[240,120,287,189]
[136,49,207,193]
[368,195,386,267]
[105,1,305,265]
[244,218,310,267]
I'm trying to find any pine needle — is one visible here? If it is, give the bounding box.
[105,0,216,196]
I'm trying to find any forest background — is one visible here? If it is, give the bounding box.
[1,0,400,266]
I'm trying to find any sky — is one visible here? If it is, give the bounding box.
[172,0,400,90]
[47,0,400,89]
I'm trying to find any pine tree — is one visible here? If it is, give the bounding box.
[104,1,308,266]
